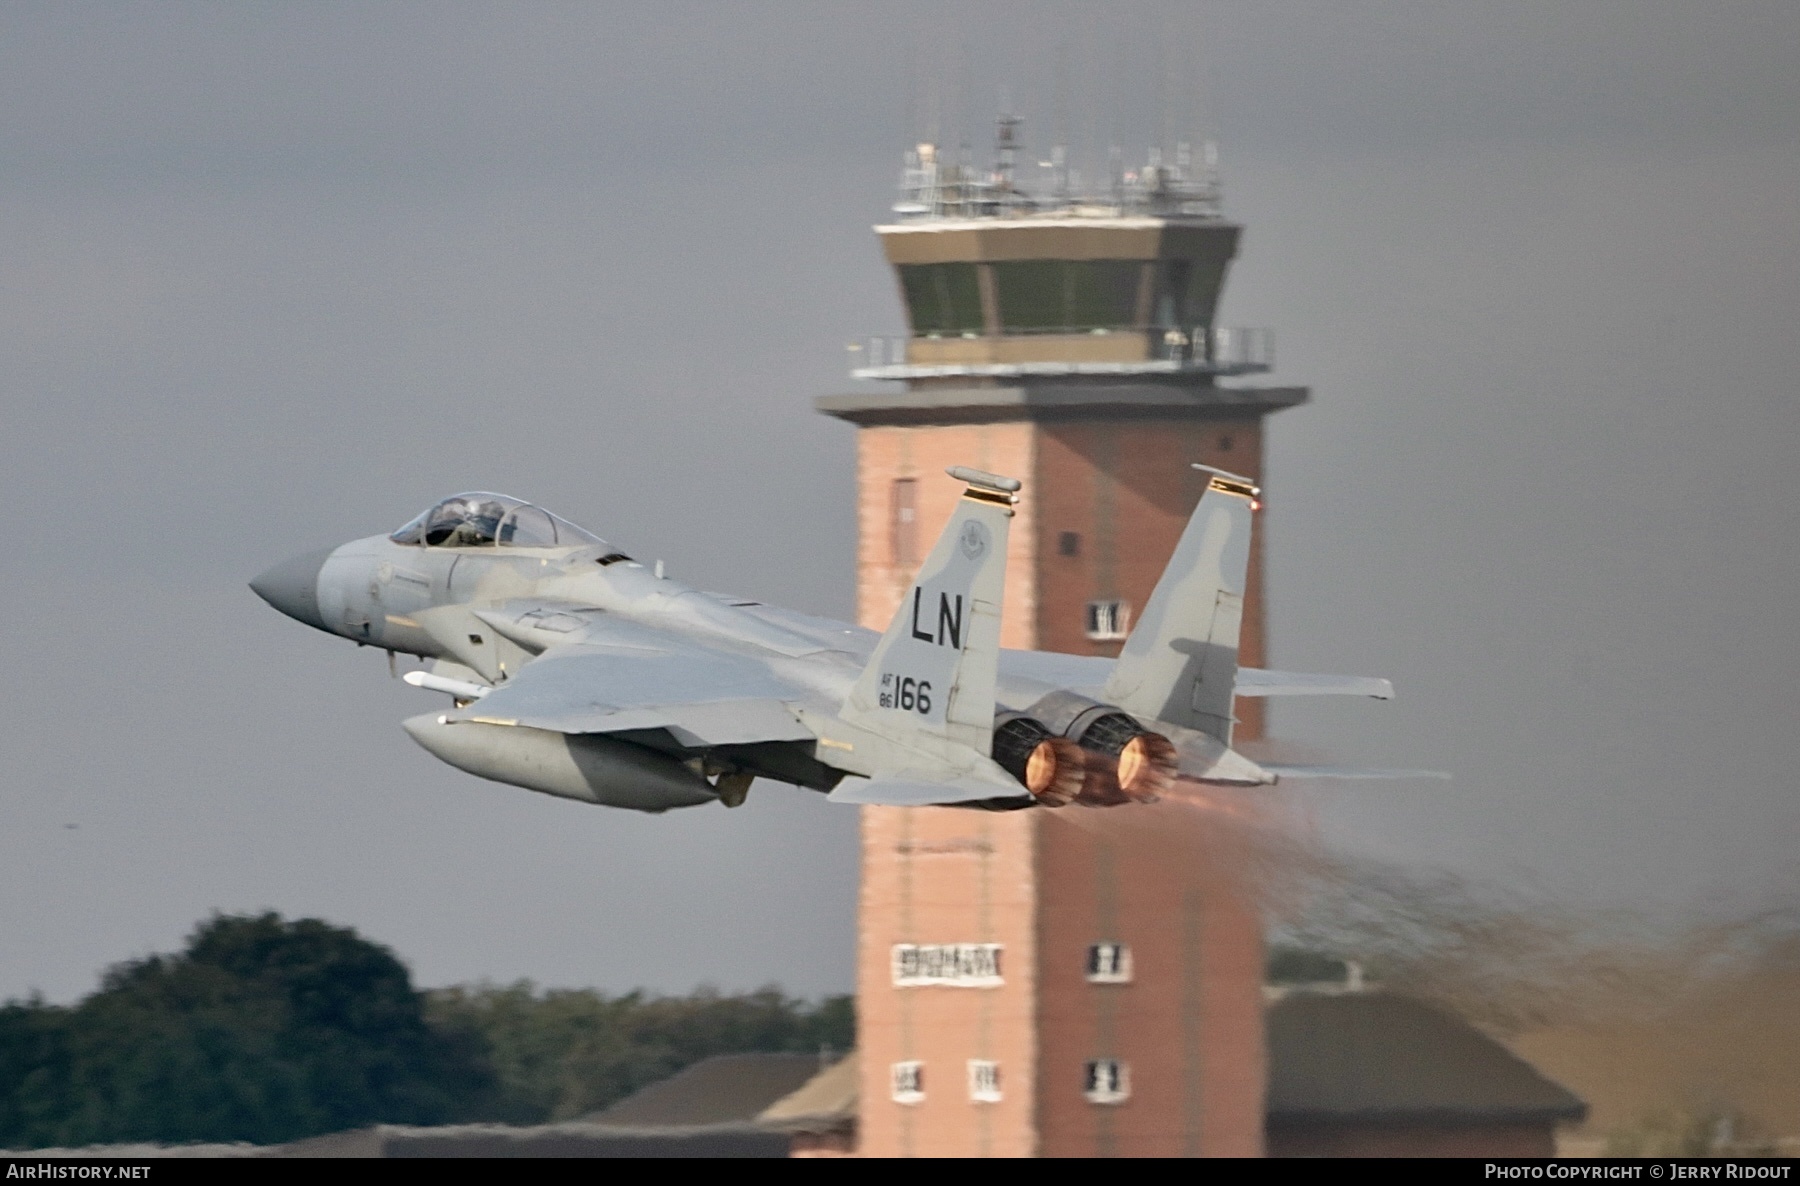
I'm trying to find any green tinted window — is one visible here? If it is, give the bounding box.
[990,261,1062,330]
[1180,257,1228,329]
[899,264,984,335]
[993,260,1144,332]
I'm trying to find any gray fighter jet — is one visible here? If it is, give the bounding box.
[251,466,1397,813]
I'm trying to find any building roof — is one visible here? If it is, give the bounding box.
[757,1052,859,1133]
[1265,992,1587,1125]
[583,1053,832,1128]
[3,1123,795,1159]
[265,1123,790,1158]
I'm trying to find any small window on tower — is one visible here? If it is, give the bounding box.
[891,478,919,567]
[1084,1059,1131,1105]
[890,1060,924,1105]
[967,1060,1002,1103]
[1218,434,1234,453]
[1086,942,1133,984]
[1085,600,1131,641]
[1058,531,1081,557]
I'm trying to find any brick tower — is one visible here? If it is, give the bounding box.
[818,135,1308,1156]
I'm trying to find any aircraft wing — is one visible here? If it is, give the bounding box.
[990,651,1394,702]
[827,776,1026,806]
[1232,668,1394,699]
[1261,765,1449,781]
[718,613,1396,703]
[442,613,816,746]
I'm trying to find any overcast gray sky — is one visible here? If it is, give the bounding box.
[1,1,1795,1002]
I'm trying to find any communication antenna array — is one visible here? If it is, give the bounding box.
[892,27,1222,223]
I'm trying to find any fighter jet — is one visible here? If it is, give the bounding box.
[251,465,1397,813]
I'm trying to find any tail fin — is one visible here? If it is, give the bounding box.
[1103,464,1257,741]
[843,467,1016,758]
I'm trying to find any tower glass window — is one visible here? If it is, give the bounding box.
[891,1060,925,1105]
[1086,942,1133,983]
[1178,256,1230,330]
[899,264,984,336]
[967,1060,1002,1103]
[993,260,1144,332]
[1085,599,1131,641]
[1084,1059,1131,1105]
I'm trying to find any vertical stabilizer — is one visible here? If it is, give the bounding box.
[1103,465,1256,740]
[844,467,1016,758]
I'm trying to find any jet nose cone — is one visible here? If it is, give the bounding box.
[250,547,334,631]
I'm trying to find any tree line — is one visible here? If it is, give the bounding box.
[0,913,852,1149]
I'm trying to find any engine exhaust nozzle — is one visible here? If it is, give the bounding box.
[1064,707,1178,805]
[1115,731,1179,802]
[992,715,1085,807]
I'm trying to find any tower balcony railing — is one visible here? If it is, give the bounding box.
[847,326,1273,381]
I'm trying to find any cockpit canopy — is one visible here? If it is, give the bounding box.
[390,493,607,550]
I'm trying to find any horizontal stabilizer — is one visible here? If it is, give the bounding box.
[1162,725,1277,786]
[827,776,1028,807]
[1262,765,1451,782]
[1234,668,1394,699]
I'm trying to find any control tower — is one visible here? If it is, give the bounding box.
[817,124,1308,1157]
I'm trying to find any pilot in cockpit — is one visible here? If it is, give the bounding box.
[390,494,510,547]
[391,493,606,551]
[426,497,506,547]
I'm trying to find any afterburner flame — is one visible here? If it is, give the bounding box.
[1025,736,1085,807]
[1117,732,1178,802]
